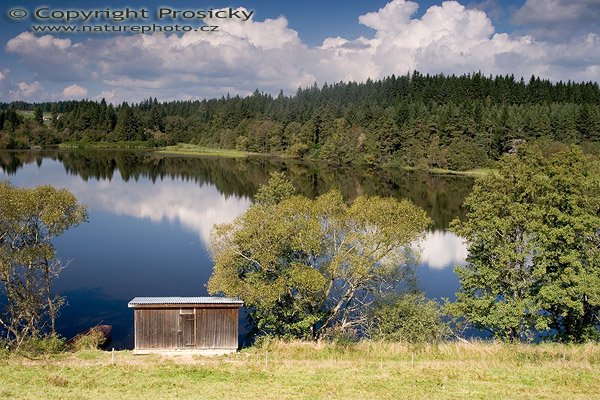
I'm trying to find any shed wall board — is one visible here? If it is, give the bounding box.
[133,306,239,351]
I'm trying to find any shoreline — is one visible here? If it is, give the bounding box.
[9,143,492,177]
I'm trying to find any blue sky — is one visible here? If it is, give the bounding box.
[0,0,598,103]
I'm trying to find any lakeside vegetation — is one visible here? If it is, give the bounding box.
[206,146,599,344]
[2,341,599,399]
[26,140,497,176]
[156,143,255,158]
[58,140,155,150]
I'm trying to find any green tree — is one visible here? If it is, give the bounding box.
[320,118,358,165]
[254,172,296,206]
[0,182,87,348]
[34,107,44,125]
[113,103,139,141]
[446,139,490,171]
[208,174,431,339]
[447,145,600,342]
[50,104,59,127]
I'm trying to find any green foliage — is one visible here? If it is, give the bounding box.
[209,174,431,339]
[448,145,600,342]
[254,172,296,206]
[287,142,310,159]
[369,293,450,344]
[446,139,490,171]
[0,182,88,347]
[320,119,360,165]
[17,335,66,356]
[34,107,44,125]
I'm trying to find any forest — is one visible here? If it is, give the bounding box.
[1,71,600,170]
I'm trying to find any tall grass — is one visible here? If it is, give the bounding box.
[1,340,598,399]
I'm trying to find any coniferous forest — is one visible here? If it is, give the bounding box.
[1,71,600,170]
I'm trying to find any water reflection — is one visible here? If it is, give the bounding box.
[0,150,474,229]
[420,230,468,270]
[1,156,252,242]
[0,150,474,346]
[57,288,134,349]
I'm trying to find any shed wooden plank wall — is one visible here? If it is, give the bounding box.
[134,309,179,349]
[196,308,238,349]
[134,306,239,350]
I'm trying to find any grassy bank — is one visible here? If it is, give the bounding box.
[156,143,256,158]
[58,141,155,150]
[399,166,495,177]
[2,341,598,399]
[426,167,495,177]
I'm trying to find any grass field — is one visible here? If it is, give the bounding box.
[406,167,495,177]
[15,110,53,126]
[156,143,256,158]
[15,110,52,119]
[2,341,598,399]
[58,141,156,150]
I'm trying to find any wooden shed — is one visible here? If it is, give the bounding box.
[128,297,243,354]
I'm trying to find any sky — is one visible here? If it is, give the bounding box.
[0,0,598,103]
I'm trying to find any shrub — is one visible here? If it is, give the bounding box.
[446,140,490,171]
[368,293,450,345]
[287,142,309,159]
[17,335,66,356]
[70,329,106,351]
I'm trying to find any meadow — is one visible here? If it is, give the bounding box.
[2,340,598,400]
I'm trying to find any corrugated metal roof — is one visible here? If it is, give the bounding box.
[128,297,243,307]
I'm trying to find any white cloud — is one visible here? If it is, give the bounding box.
[513,0,599,25]
[358,0,419,34]
[93,90,117,103]
[419,230,469,270]
[512,0,600,41]
[62,84,88,99]
[0,71,5,82]
[10,81,42,98]
[4,1,599,102]
[6,32,90,81]
[467,0,504,21]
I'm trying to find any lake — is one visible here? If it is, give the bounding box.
[0,150,474,348]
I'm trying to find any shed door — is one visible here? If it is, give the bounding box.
[179,309,196,347]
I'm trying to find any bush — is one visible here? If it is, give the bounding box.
[17,335,66,356]
[446,140,490,171]
[0,339,9,359]
[368,293,450,345]
[287,142,309,159]
[70,329,106,351]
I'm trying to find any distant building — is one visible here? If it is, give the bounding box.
[128,297,243,355]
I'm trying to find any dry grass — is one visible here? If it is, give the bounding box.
[69,330,107,352]
[1,341,598,399]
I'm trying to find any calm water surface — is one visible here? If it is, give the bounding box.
[0,150,474,348]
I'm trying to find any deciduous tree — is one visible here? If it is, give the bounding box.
[0,182,87,348]
[447,145,600,342]
[208,174,431,339]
